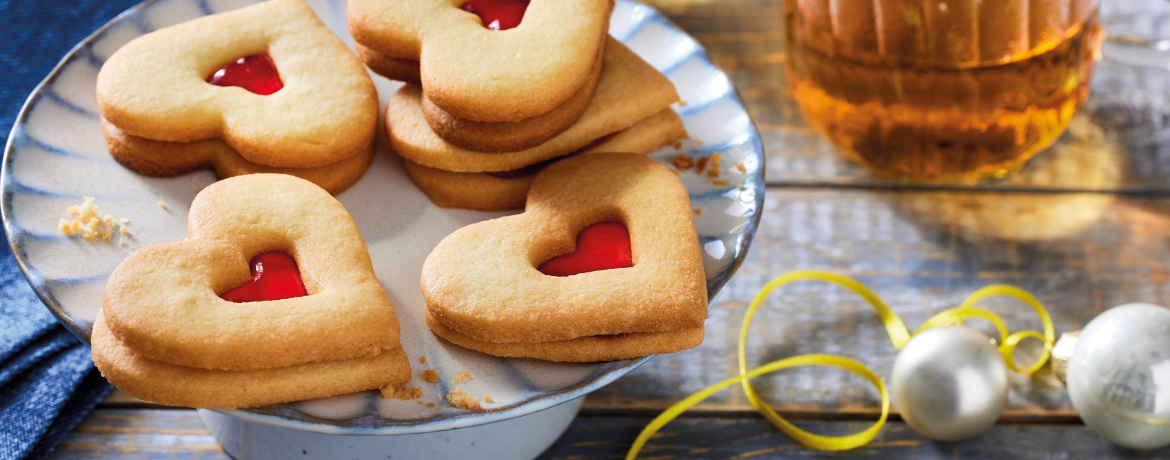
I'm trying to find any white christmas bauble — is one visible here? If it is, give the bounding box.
[891,326,1008,442]
[1068,303,1170,450]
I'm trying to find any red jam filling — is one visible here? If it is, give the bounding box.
[486,132,621,179]
[207,55,283,96]
[538,222,633,277]
[460,0,529,31]
[221,251,308,303]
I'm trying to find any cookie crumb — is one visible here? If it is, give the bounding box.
[673,142,683,150]
[483,395,493,403]
[678,99,687,106]
[695,156,710,174]
[451,371,471,384]
[672,154,694,172]
[417,400,424,405]
[707,153,723,180]
[389,386,423,401]
[419,356,426,364]
[157,200,166,209]
[695,139,703,145]
[422,369,439,383]
[447,387,482,410]
[426,403,435,408]
[694,209,702,216]
[736,162,746,173]
[59,197,129,243]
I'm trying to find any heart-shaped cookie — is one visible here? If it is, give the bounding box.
[100,118,374,196]
[91,313,410,409]
[348,0,612,122]
[100,174,403,372]
[97,0,378,169]
[422,153,707,362]
[402,106,685,211]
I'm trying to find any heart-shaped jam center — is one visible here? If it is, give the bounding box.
[460,0,529,31]
[207,55,284,96]
[538,222,633,277]
[221,251,308,303]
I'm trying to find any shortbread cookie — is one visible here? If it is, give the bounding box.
[355,43,421,84]
[98,0,378,169]
[348,0,613,122]
[100,174,403,371]
[419,39,605,153]
[92,313,411,410]
[101,118,373,195]
[404,107,686,211]
[388,40,680,172]
[422,153,707,362]
[426,312,703,362]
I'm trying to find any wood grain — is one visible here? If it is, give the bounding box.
[586,187,1170,419]
[52,409,1168,460]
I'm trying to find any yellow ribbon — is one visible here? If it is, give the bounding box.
[626,270,1056,459]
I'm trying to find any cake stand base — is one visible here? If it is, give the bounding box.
[199,397,583,460]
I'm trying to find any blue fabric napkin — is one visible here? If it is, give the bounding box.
[0,243,112,460]
[1,1,138,459]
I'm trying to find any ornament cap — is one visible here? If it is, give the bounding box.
[1049,331,1080,384]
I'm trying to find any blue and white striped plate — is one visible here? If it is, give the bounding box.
[2,0,764,434]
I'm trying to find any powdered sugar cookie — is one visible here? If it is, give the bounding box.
[348,0,612,122]
[97,0,378,169]
[422,153,707,362]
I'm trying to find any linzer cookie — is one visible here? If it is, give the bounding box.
[391,40,684,211]
[422,153,707,362]
[419,39,605,153]
[93,175,410,408]
[101,119,374,196]
[96,0,379,193]
[348,0,612,123]
[404,108,685,211]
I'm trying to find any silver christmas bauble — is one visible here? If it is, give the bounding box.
[891,326,1008,442]
[1068,303,1170,450]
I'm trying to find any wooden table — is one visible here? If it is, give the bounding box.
[52,0,1170,458]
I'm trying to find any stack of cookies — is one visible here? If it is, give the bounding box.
[92,175,412,409]
[349,0,688,211]
[96,0,380,196]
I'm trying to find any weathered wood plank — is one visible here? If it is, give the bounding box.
[586,186,1170,418]
[53,409,1167,460]
[538,416,1168,460]
[51,409,226,460]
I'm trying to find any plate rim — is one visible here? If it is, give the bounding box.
[1,0,767,435]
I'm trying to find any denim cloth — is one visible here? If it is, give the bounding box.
[1,1,139,458]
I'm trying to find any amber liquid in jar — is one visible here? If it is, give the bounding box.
[785,0,1102,181]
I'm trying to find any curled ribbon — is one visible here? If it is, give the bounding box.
[626,270,1056,459]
